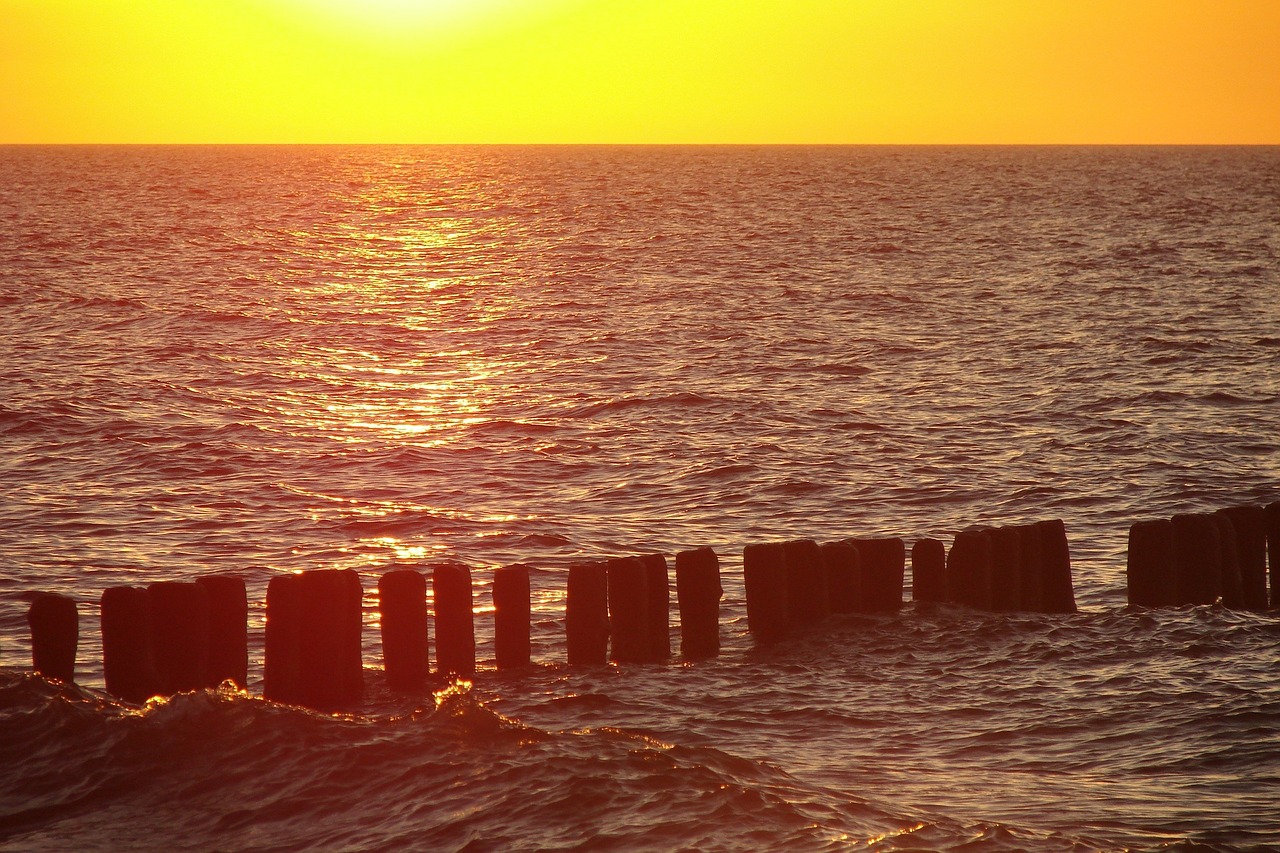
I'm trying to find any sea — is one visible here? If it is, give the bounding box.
[1,145,1278,851]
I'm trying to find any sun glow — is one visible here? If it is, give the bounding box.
[291,0,515,35]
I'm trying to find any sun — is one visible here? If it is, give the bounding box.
[296,0,514,33]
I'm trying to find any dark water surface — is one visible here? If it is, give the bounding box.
[1,146,1278,850]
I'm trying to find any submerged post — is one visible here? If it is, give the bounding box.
[910,538,946,604]
[675,547,721,659]
[28,593,77,684]
[743,542,789,643]
[566,561,609,665]
[101,585,160,704]
[433,563,476,677]
[379,569,428,690]
[148,581,211,695]
[197,574,248,689]
[493,563,532,670]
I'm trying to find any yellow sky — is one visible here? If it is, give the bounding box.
[2,0,1278,143]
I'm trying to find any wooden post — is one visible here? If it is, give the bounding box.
[1014,524,1045,612]
[910,538,946,604]
[989,527,1023,611]
[946,530,992,610]
[264,574,302,705]
[743,543,789,643]
[846,537,905,613]
[641,554,671,661]
[101,586,159,704]
[298,569,364,709]
[1171,513,1221,605]
[821,541,861,612]
[28,593,77,683]
[148,581,210,695]
[1037,519,1077,613]
[197,575,248,689]
[432,563,475,677]
[1212,511,1244,609]
[379,569,428,690]
[674,547,721,659]
[1223,505,1268,611]
[1266,501,1280,609]
[783,539,829,624]
[566,561,609,665]
[607,557,650,663]
[1126,519,1177,607]
[493,564,532,670]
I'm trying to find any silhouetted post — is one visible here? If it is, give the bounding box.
[197,575,248,689]
[1126,519,1177,607]
[607,557,650,663]
[379,569,428,690]
[493,564,531,670]
[1211,511,1244,609]
[1267,501,1280,609]
[28,593,77,683]
[641,554,671,661]
[1171,513,1221,605]
[821,541,861,612]
[297,568,364,709]
[783,539,829,623]
[675,547,721,659]
[566,561,609,665]
[433,563,475,677]
[989,527,1023,612]
[264,574,302,705]
[848,537,905,613]
[101,586,160,704]
[743,543,789,643]
[148,581,210,695]
[910,538,946,604]
[946,530,993,610]
[1010,524,1043,611]
[1223,505,1268,611]
[1037,519,1077,613]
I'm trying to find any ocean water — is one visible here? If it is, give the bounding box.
[1,145,1279,851]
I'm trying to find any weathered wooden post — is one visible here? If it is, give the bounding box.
[641,553,671,661]
[1211,510,1244,609]
[197,575,248,689]
[148,581,211,694]
[1126,519,1177,607]
[264,573,302,705]
[743,542,789,643]
[1014,523,1045,611]
[783,539,829,623]
[28,593,77,683]
[298,569,364,708]
[675,547,721,659]
[989,526,1023,611]
[566,561,609,665]
[379,569,428,690]
[1171,513,1221,605]
[946,529,993,610]
[1037,519,1077,613]
[493,563,532,670]
[101,585,160,704]
[1266,501,1280,609]
[821,541,861,612]
[847,537,905,613]
[910,538,946,604]
[607,557,650,663]
[433,563,475,677]
[1223,505,1268,610]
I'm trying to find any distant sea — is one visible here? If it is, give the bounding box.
[1,145,1278,851]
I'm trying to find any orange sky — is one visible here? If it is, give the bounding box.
[2,0,1278,143]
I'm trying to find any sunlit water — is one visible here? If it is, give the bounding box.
[1,146,1279,851]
